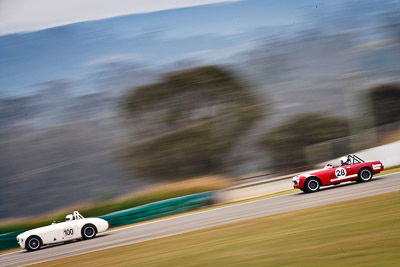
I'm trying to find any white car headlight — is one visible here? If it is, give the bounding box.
[292,176,299,183]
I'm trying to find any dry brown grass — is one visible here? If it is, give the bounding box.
[117,175,235,201]
[31,191,400,267]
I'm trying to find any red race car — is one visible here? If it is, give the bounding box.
[293,154,384,193]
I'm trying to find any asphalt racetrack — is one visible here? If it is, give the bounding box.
[2,172,399,267]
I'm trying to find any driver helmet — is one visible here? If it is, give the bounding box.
[65,214,73,221]
[340,156,348,165]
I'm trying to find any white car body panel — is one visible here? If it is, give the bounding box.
[16,211,108,250]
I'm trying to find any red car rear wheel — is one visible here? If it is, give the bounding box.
[357,168,373,182]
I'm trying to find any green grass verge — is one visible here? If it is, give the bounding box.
[0,176,232,234]
[32,191,400,267]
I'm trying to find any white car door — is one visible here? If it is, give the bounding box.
[44,222,67,244]
[60,220,80,241]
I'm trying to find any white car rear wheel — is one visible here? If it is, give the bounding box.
[82,224,97,239]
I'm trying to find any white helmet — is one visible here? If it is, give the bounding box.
[65,214,73,221]
[340,156,347,165]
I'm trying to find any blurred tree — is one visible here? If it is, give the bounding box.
[369,83,400,126]
[122,66,262,179]
[259,113,349,170]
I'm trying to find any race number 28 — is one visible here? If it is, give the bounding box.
[63,227,74,237]
[335,167,346,178]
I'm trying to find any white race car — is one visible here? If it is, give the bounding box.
[16,211,109,251]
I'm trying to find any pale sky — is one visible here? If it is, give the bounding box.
[0,0,238,35]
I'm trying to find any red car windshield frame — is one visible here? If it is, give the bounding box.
[349,154,365,164]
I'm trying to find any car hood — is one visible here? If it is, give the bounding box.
[18,224,54,237]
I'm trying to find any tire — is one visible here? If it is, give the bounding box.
[81,224,97,239]
[304,177,320,193]
[26,236,42,251]
[357,168,373,182]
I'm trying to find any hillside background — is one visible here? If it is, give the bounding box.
[1,0,400,219]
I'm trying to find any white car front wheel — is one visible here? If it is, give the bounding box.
[26,236,42,251]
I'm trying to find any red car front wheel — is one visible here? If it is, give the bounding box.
[304,178,320,193]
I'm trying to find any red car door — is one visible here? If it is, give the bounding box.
[345,163,359,180]
[330,164,354,184]
[316,168,334,185]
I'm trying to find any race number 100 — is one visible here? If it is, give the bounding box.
[64,227,74,237]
